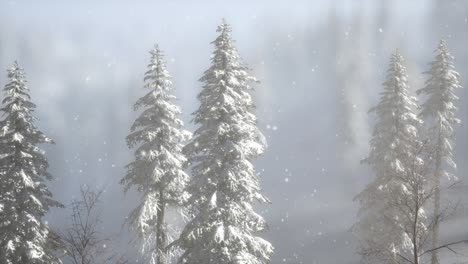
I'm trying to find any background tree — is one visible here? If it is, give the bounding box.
[0,62,62,264]
[174,20,273,264]
[417,40,462,264]
[121,45,190,264]
[354,52,428,264]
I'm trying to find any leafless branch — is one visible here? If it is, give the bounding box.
[421,240,468,256]
[58,185,129,264]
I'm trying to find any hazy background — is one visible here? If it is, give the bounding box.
[0,0,467,263]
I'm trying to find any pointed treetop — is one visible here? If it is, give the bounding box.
[215,19,233,43]
[7,60,27,83]
[438,39,447,49]
[219,18,230,30]
[390,49,404,65]
[435,39,453,62]
[3,61,34,111]
[9,61,26,77]
[417,39,461,117]
[150,43,162,56]
[381,50,411,95]
[391,51,406,76]
[7,61,27,85]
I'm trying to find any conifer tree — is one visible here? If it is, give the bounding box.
[0,62,62,264]
[122,45,191,264]
[175,21,273,264]
[417,40,461,264]
[355,52,427,264]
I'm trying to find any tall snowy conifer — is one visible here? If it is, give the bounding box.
[354,52,426,263]
[417,40,461,264]
[175,21,273,264]
[122,46,191,264]
[0,62,62,264]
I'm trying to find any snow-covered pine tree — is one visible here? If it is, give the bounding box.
[354,52,427,264]
[122,45,191,264]
[0,62,62,264]
[175,20,273,264]
[417,40,462,264]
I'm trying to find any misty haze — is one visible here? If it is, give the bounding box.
[0,1,467,264]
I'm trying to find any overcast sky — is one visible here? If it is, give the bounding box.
[0,0,467,263]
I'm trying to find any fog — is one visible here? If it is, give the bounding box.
[0,0,467,263]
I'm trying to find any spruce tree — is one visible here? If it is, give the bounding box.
[417,40,461,264]
[354,52,426,263]
[122,45,191,264]
[175,21,273,264]
[0,62,62,264]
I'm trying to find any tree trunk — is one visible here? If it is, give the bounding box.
[431,166,441,264]
[413,199,420,264]
[431,130,442,264]
[156,192,167,264]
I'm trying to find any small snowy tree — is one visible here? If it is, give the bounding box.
[354,52,428,264]
[0,62,62,264]
[417,40,462,264]
[174,20,273,264]
[122,45,191,264]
